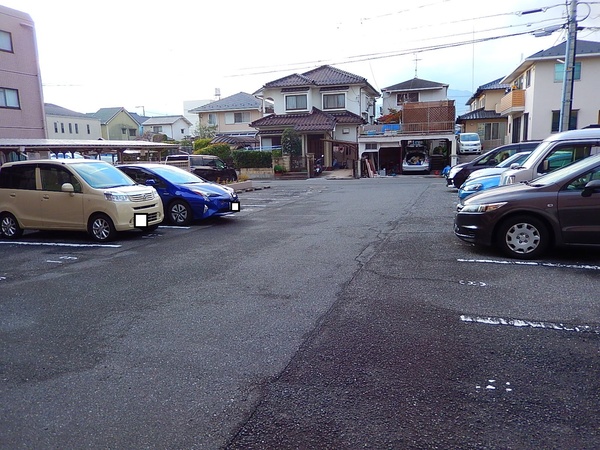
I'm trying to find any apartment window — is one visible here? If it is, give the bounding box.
[208,113,217,125]
[152,126,163,133]
[323,93,345,110]
[61,123,65,133]
[0,30,13,52]
[86,124,90,134]
[75,123,79,134]
[68,123,73,134]
[54,122,58,133]
[285,94,308,111]
[396,92,419,104]
[551,110,578,132]
[0,88,20,108]
[554,62,581,82]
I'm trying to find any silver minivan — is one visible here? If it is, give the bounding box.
[500,129,600,186]
[0,159,163,241]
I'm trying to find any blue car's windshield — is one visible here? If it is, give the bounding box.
[496,151,532,168]
[71,162,136,189]
[145,165,205,184]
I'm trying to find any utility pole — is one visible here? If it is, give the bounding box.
[559,0,578,132]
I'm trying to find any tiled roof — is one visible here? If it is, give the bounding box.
[383,78,448,92]
[528,39,600,59]
[456,108,504,122]
[45,103,88,118]
[262,65,379,95]
[466,77,509,105]
[211,134,258,147]
[250,107,363,132]
[189,92,261,112]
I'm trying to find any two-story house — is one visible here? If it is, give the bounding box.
[358,77,456,176]
[142,115,192,141]
[88,107,140,141]
[499,40,600,143]
[251,65,380,170]
[188,92,263,148]
[456,78,510,151]
[0,5,45,148]
[45,103,102,140]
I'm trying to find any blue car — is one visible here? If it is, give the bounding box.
[458,151,533,201]
[117,164,240,225]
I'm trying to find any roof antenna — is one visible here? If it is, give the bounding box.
[413,53,421,78]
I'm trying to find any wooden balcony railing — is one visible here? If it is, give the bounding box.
[499,89,525,115]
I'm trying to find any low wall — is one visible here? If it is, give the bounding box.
[239,168,274,179]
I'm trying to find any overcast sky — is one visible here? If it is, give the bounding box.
[4,0,600,116]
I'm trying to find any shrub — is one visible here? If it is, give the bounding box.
[193,138,212,151]
[233,150,272,168]
[273,165,286,173]
[281,128,301,156]
[194,143,232,163]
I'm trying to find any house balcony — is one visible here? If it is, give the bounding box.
[360,100,456,136]
[498,89,525,116]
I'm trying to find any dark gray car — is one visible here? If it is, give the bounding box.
[454,153,600,259]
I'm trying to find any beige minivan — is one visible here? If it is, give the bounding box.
[0,159,163,241]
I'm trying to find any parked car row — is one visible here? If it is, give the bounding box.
[0,160,240,242]
[451,129,600,259]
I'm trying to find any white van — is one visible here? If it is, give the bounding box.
[0,159,163,241]
[499,129,600,186]
[458,133,482,154]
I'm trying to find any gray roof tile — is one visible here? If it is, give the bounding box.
[188,92,261,113]
[383,78,448,91]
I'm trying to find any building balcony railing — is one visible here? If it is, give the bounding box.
[498,89,525,115]
[360,121,455,136]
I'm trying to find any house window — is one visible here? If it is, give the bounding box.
[0,87,20,108]
[208,113,217,125]
[323,93,345,110]
[152,126,163,133]
[54,122,58,133]
[285,94,308,111]
[61,123,65,133]
[129,129,136,137]
[86,124,90,134]
[122,128,127,135]
[478,122,507,141]
[75,123,79,134]
[0,30,13,52]
[551,110,578,132]
[365,143,378,150]
[554,62,581,82]
[234,112,250,123]
[396,92,419,104]
[68,123,73,134]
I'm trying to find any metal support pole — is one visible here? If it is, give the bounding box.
[559,0,578,132]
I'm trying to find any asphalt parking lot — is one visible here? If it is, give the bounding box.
[1,176,598,449]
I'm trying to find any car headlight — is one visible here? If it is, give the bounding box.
[460,202,507,213]
[104,191,130,202]
[463,183,483,192]
[189,189,210,201]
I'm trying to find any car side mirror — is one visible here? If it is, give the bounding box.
[61,183,75,196]
[581,179,600,197]
[509,163,520,170]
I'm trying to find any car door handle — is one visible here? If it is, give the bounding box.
[42,195,50,199]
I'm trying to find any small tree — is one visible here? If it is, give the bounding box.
[193,122,217,139]
[281,128,302,156]
[194,143,233,164]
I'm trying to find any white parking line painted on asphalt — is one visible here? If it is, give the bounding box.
[458,258,600,271]
[0,241,121,248]
[158,226,190,229]
[240,205,267,207]
[460,315,600,334]
[46,260,63,264]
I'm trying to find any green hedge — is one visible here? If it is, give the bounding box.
[233,150,272,168]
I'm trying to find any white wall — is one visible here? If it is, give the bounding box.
[46,115,102,140]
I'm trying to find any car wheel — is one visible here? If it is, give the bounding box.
[497,215,549,259]
[88,213,117,242]
[168,200,192,226]
[0,212,23,239]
